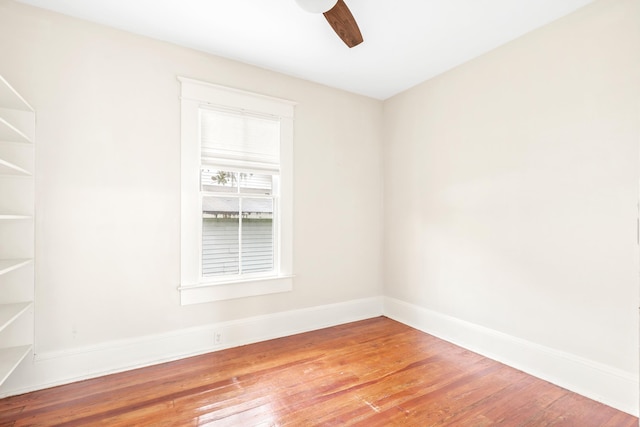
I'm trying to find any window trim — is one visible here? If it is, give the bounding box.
[178,77,295,304]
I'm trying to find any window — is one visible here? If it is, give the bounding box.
[179,77,295,304]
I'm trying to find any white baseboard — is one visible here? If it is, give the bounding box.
[0,296,384,398]
[3,295,637,418]
[383,297,639,416]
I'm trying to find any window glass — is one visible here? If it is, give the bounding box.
[241,198,274,274]
[239,173,273,195]
[201,169,237,193]
[202,197,240,276]
[201,186,274,277]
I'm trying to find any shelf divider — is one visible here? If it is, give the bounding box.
[0,345,32,387]
[0,158,31,176]
[0,302,32,334]
[0,117,32,144]
[0,259,31,277]
[0,76,33,112]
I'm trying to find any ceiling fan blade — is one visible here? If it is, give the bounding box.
[323,0,363,48]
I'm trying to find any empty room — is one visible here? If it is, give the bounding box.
[0,0,638,424]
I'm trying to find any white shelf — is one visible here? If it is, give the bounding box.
[0,158,30,176]
[0,116,32,144]
[0,76,33,112]
[0,259,31,277]
[0,345,32,386]
[0,302,32,334]
[0,214,31,220]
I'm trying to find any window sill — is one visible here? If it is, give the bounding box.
[179,275,294,305]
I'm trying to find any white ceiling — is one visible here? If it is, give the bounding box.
[15,0,595,100]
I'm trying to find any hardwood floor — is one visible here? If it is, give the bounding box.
[0,317,636,426]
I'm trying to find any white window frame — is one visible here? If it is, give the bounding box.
[178,77,295,305]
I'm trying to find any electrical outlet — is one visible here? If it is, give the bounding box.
[213,329,223,345]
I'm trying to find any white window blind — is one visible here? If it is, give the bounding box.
[200,108,280,165]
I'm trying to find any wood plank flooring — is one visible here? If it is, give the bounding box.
[0,317,636,426]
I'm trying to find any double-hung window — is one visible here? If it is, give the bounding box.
[179,77,295,305]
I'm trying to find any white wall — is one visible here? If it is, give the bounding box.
[0,0,383,389]
[383,0,639,413]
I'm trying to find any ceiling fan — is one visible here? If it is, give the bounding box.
[295,0,363,48]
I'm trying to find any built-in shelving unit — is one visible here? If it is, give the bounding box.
[0,74,34,387]
[0,158,30,176]
[0,303,32,334]
[0,215,31,221]
[0,260,31,277]
[0,345,31,386]
[0,117,32,144]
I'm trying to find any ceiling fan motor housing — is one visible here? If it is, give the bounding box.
[295,0,338,14]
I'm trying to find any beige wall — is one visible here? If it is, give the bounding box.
[0,0,384,353]
[383,0,639,375]
[1,0,638,411]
